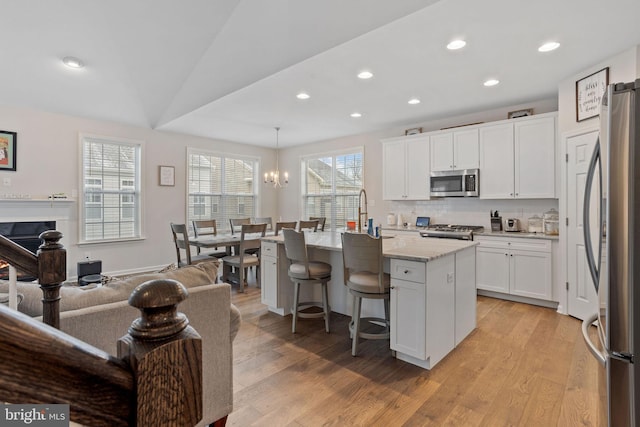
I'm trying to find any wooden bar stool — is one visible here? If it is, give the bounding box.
[282,228,331,333]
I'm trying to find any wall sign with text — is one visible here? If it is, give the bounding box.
[576,67,609,122]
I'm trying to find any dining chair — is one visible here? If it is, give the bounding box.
[309,216,326,231]
[192,219,227,258]
[221,223,267,292]
[229,218,251,235]
[253,217,273,231]
[341,232,391,356]
[170,223,215,267]
[275,221,297,236]
[298,220,319,232]
[282,229,331,333]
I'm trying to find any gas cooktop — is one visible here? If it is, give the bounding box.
[420,224,484,240]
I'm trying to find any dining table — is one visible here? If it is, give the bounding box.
[189,231,275,255]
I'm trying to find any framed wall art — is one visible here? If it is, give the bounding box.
[576,67,609,122]
[158,165,175,186]
[0,130,17,171]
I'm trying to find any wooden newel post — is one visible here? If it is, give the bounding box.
[37,230,66,328]
[118,279,203,427]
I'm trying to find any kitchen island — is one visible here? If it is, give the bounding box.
[260,231,477,369]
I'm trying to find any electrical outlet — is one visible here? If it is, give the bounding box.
[84,252,91,260]
[447,272,454,283]
[3,177,11,186]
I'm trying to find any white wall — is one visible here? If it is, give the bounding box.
[0,105,277,277]
[278,98,559,228]
[556,44,639,315]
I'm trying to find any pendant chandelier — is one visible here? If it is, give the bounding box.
[264,127,288,187]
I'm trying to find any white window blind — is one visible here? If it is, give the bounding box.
[187,149,258,232]
[80,135,142,242]
[302,149,363,230]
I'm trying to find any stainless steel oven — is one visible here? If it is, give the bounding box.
[430,168,479,197]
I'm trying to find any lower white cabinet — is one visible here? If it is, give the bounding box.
[475,236,552,301]
[390,247,476,369]
[260,241,292,315]
[390,259,427,359]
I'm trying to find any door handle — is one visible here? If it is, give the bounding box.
[581,313,606,366]
[583,138,602,292]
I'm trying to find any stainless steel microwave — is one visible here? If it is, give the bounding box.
[430,169,479,197]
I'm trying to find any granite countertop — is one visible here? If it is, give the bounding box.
[262,231,477,262]
[475,230,559,240]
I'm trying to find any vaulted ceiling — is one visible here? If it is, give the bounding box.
[2,0,640,147]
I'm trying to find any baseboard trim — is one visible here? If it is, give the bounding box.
[477,290,559,310]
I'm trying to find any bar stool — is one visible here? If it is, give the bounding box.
[341,232,390,356]
[282,228,331,333]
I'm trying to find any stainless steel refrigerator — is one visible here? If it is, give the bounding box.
[582,79,640,426]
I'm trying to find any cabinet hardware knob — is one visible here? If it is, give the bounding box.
[390,286,396,289]
[404,270,409,274]
[510,193,513,196]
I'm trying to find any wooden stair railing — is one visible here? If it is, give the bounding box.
[0,278,203,426]
[0,230,66,328]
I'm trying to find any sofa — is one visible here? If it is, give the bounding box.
[0,260,241,427]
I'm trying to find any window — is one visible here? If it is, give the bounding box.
[302,149,363,230]
[80,135,142,242]
[187,148,258,232]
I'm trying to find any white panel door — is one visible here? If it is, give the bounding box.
[476,246,510,293]
[453,128,479,170]
[405,136,430,200]
[430,132,453,171]
[390,278,426,359]
[479,123,515,199]
[382,140,406,200]
[514,116,556,198]
[567,129,599,320]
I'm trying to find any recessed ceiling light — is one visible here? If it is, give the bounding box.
[408,98,421,105]
[484,79,500,87]
[296,92,310,100]
[62,56,84,69]
[357,71,373,79]
[350,112,362,118]
[538,41,560,52]
[447,40,466,50]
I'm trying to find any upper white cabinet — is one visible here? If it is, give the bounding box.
[430,128,479,172]
[480,113,556,199]
[382,135,430,200]
[514,116,556,198]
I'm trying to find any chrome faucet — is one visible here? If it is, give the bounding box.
[357,188,368,233]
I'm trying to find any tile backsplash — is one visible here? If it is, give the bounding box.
[383,198,558,229]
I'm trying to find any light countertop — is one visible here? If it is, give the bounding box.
[262,231,477,262]
[475,230,559,240]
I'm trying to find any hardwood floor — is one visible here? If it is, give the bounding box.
[227,283,602,426]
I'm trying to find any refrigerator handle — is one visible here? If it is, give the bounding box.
[582,138,601,292]
[581,313,606,366]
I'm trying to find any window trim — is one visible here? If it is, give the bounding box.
[78,133,145,244]
[300,146,364,230]
[186,147,260,232]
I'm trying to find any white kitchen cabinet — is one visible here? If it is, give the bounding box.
[430,128,479,172]
[382,135,430,200]
[390,259,426,359]
[479,113,556,199]
[390,247,475,370]
[475,236,553,301]
[260,241,292,315]
[514,116,556,198]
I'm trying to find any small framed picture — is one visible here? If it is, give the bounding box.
[508,109,533,119]
[0,130,17,171]
[576,67,609,122]
[158,165,175,186]
[405,127,422,136]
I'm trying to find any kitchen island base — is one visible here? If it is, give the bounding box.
[261,232,477,370]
